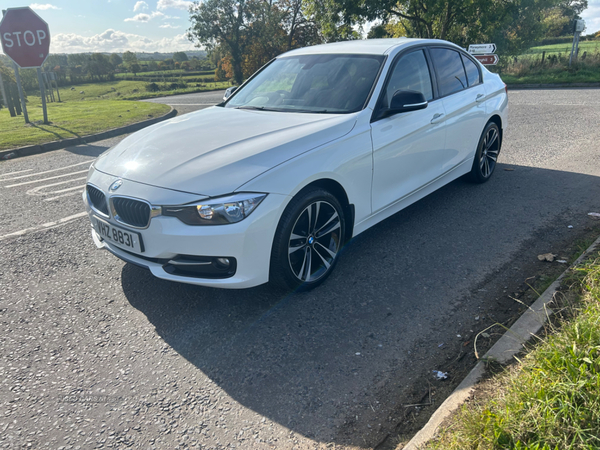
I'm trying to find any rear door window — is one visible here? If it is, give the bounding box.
[430,48,468,97]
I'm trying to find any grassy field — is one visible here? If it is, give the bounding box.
[49,79,231,101]
[426,249,600,450]
[495,40,600,85]
[523,40,600,55]
[0,98,169,150]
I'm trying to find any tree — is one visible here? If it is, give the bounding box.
[109,53,123,68]
[173,51,189,62]
[308,0,566,54]
[543,0,588,37]
[122,51,138,66]
[188,0,252,84]
[147,60,159,71]
[129,62,141,76]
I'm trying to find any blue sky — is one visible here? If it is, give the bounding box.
[1,0,599,54]
[2,1,197,53]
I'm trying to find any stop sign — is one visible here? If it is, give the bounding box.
[0,7,50,68]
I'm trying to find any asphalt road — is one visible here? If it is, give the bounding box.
[1,89,600,449]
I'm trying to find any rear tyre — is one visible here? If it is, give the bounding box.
[270,188,345,291]
[468,121,501,183]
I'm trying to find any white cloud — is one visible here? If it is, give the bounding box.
[30,3,61,10]
[124,11,164,22]
[125,13,151,22]
[133,1,149,12]
[159,23,181,29]
[581,0,600,34]
[157,0,193,11]
[51,29,195,53]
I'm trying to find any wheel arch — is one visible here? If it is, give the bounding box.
[488,114,503,148]
[293,178,355,243]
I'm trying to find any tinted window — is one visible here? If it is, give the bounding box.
[430,48,467,97]
[461,54,480,87]
[226,54,384,113]
[383,50,433,107]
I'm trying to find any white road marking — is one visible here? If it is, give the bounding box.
[5,169,89,188]
[0,168,33,178]
[0,212,88,241]
[0,160,91,182]
[26,178,87,196]
[160,103,215,106]
[44,191,84,202]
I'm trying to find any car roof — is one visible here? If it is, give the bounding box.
[280,38,459,57]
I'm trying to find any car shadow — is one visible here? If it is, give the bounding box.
[120,163,600,447]
[65,143,112,158]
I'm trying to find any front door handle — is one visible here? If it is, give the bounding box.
[476,93,485,102]
[431,113,444,124]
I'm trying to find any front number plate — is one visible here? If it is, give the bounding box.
[93,216,144,253]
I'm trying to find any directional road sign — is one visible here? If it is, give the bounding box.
[468,43,497,54]
[0,7,51,68]
[473,54,499,65]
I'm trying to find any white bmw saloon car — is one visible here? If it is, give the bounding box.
[84,38,508,290]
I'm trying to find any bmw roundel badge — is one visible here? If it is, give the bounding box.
[109,179,123,192]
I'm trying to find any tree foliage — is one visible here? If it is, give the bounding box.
[307,0,570,54]
[188,0,320,84]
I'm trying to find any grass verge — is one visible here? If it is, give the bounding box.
[426,247,600,450]
[39,79,230,102]
[0,98,169,150]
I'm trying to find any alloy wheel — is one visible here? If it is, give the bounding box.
[287,201,342,283]
[479,126,499,178]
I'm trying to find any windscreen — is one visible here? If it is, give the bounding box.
[225,54,385,113]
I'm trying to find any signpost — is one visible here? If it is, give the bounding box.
[569,19,585,67]
[472,54,499,65]
[468,44,497,54]
[468,43,499,66]
[0,7,51,124]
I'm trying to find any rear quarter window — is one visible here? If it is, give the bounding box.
[461,54,481,87]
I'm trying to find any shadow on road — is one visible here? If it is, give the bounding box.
[120,163,600,447]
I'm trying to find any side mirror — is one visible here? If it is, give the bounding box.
[223,86,238,100]
[387,90,428,115]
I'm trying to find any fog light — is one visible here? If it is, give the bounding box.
[216,258,230,267]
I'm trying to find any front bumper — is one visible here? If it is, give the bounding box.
[84,170,288,289]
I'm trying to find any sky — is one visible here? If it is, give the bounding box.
[1,0,198,54]
[1,0,599,55]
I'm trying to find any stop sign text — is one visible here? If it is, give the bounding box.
[0,7,51,68]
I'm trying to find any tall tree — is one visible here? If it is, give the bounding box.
[188,0,251,84]
[173,51,189,62]
[109,53,123,68]
[308,0,566,54]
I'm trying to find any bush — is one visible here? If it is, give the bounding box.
[145,82,160,92]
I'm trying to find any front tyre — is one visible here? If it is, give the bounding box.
[270,188,345,291]
[468,121,501,183]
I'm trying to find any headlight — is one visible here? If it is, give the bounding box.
[162,193,267,225]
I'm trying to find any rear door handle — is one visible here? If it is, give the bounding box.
[476,93,485,102]
[431,113,444,124]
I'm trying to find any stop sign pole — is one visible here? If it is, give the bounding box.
[1,7,52,124]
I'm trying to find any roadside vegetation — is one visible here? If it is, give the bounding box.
[426,249,600,450]
[0,98,169,151]
[493,38,600,85]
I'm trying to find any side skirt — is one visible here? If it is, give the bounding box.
[353,159,472,236]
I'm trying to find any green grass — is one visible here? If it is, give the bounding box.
[502,66,600,85]
[524,40,600,56]
[426,251,600,450]
[0,98,169,150]
[50,79,231,101]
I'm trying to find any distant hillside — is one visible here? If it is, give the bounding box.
[136,51,207,60]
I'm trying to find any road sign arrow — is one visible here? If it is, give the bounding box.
[468,43,497,54]
[473,54,499,65]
